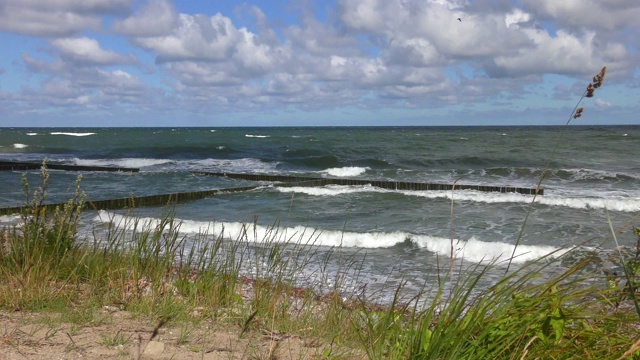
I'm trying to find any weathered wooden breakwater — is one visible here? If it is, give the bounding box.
[0,169,542,216]
[0,185,261,216]
[0,161,138,173]
[192,171,543,195]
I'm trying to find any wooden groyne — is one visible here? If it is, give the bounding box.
[0,185,261,216]
[192,171,543,195]
[0,161,139,173]
[0,170,541,216]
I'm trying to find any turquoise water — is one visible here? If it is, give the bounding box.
[1,126,639,302]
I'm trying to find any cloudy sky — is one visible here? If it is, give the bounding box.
[0,0,638,127]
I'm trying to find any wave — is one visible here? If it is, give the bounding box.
[93,211,567,264]
[245,134,270,138]
[322,167,369,177]
[73,158,174,168]
[276,185,640,212]
[194,158,278,173]
[69,157,278,173]
[481,167,640,182]
[278,184,374,196]
[50,132,96,137]
[26,132,39,136]
[286,155,341,169]
[556,168,640,182]
[13,143,28,149]
[0,214,21,225]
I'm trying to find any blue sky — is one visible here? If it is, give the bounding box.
[0,0,638,127]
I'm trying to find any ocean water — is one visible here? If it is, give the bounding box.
[1,126,639,303]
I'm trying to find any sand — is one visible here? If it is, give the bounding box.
[0,308,354,360]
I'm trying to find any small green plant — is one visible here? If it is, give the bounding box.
[101,330,130,347]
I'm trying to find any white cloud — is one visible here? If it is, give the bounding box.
[0,0,130,37]
[338,0,386,32]
[491,29,629,77]
[51,37,137,66]
[594,98,612,109]
[505,9,531,29]
[521,0,640,30]
[1,0,638,125]
[129,13,243,62]
[338,0,532,60]
[113,0,178,37]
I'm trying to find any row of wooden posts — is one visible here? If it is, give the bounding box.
[0,161,542,216]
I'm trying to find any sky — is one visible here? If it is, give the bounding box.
[0,0,638,127]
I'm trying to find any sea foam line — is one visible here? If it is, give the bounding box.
[93,211,567,264]
[51,132,96,137]
[322,166,369,177]
[245,134,270,138]
[73,157,173,168]
[276,185,640,212]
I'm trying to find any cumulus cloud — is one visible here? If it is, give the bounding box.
[1,0,638,124]
[128,13,252,63]
[489,29,630,78]
[20,34,150,112]
[594,98,612,109]
[0,0,131,37]
[113,0,178,37]
[521,0,640,30]
[51,37,137,66]
[104,0,636,115]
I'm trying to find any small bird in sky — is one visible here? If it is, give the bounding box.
[457,18,462,22]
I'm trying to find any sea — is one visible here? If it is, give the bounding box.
[1,126,639,304]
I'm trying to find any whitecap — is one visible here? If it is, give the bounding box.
[278,184,373,197]
[280,185,640,213]
[195,158,278,173]
[245,134,270,138]
[0,214,21,223]
[50,132,96,137]
[93,211,567,264]
[73,158,173,168]
[323,166,368,177]
[13,143,28,149]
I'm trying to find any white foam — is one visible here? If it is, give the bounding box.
[210,130,217,133]
[93,211,566,264]
[408,190,640,212]
[323,166,368,177]
[277,185,640,213]
[561,168,640,181]
[278,184,373,196]
[245,134,270,138]
[195,158,278,173]
[73,158,172,168]
[13,143,28,149]
[50,132,96,137]
[26,132,38,136]
[0,214,21,223]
